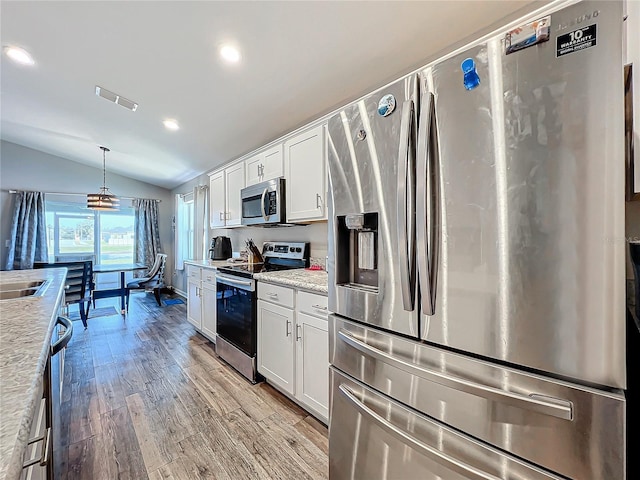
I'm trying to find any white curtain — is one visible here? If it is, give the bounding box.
[193,185,208,260]
[174,194,186,271]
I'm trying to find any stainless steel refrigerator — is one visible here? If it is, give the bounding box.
[327,1,626,478]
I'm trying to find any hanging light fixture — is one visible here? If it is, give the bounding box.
[87,146,120,210]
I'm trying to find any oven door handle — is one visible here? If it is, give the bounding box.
[216,274,254,288]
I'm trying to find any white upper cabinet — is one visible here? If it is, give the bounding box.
[284,124,327,222]
[225,162,245,226]
[245,144,283,187]
[209,171,226,228]
[209,162,245,228]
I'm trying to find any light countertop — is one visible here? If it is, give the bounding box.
[183,259,247,269]
[254,268,328,295]
[0,268,66,480]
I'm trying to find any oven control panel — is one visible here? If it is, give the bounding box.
[263,242,309,260]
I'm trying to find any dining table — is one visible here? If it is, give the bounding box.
[93,262,147,314]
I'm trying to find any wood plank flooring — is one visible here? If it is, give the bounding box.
[57,293,328,480]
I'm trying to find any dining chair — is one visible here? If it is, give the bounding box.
[54,254,96,306]
[34,260,93,329]
[125,253,168,310]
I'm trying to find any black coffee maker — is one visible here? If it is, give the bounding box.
[209,236,232,260]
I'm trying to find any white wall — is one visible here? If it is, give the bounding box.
[0,140,174,283]
[170,172,328,294]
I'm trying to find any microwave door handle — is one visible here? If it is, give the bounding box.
[397,98,416,311]
[260,188,269,221]
[417,92,434,315]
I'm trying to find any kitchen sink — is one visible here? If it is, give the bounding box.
[0,280,49,300]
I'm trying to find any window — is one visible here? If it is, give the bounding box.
[175,193,194,270]
[45,198,135,265]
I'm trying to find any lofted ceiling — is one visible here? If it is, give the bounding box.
[1,1,545,190]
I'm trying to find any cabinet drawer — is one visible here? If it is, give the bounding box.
[186,265,201,280]
[202,268,217,286]
[297,291,328,319]
[258,282,294,308]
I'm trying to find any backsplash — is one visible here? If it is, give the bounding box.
[210,221,328,263]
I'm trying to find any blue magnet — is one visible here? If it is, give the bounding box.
[461,58,480,91]
[378,94,396,117]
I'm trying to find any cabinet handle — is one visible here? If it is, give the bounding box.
[219,212,224,221]
[286,320,291,337]
[225,212,230,220]
[312,304,328,311]
[206,276,212,281]
[267,292,278,299]
[296,324,302,341]
[316,193,322,209]
[23,427,51,468]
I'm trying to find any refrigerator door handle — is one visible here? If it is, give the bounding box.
[338,330,573,420]
[416,92,434,315]
[397,99,416,311]
[338,383,502,480]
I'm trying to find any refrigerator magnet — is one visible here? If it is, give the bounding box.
[378,94,396,117]
[461,58,480,90]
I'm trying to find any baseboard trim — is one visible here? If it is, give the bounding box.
[172,287,187,298]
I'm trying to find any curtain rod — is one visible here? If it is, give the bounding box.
[6,189,162,202]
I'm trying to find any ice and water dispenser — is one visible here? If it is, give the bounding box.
[335,212,379,290]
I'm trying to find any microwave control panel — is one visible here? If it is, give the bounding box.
[266,191,277,214]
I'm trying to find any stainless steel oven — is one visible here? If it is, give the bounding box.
[215,241,310,384]
[240,177,285,226]
[215,272,259,383]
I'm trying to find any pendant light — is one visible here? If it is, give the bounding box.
[87,146,120,210]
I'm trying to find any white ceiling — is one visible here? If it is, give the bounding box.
[1,1,544,190]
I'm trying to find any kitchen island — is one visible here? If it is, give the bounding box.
[0,268,67,480]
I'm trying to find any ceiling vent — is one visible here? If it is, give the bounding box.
[95,86,138,112]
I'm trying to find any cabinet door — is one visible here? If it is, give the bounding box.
[187,279,202,329]
[296,312,329,422]
[257,300,295,395]
[209,171,226,228]
[245,152,264,187]
[225,163,245,226]
[284,124,327,222]
[201,280,217,341]
[261,144,283,182]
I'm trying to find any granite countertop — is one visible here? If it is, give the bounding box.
[254,268,328,295]
[184,259,247,269]
[0,268,66,480]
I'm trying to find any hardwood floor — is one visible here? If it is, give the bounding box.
[57,293,328,480]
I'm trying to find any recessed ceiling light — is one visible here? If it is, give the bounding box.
[3,46,35,66]
[163,119,180,131]
[220,45,241,63]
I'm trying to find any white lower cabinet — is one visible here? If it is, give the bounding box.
[257,283,329,423]
[187,276,202,330]
[21,384,47,480]
[295,311,329,420]
[201,278,217,341]
[257,300,295,395]
[185,264,217,342]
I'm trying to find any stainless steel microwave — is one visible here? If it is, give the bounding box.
[240,177,286,226]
